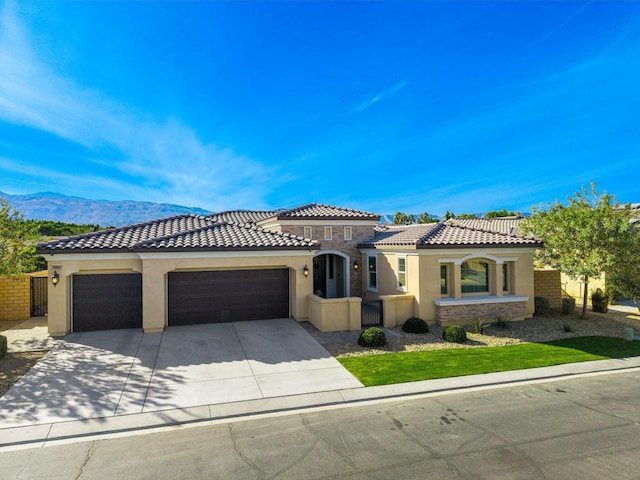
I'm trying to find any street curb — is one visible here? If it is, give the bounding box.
[2,356,640,450]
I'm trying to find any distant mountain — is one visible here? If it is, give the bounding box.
[0,191,211,227]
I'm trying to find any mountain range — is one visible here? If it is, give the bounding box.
[0,191,211,227]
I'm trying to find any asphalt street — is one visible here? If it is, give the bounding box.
[2,369,640,480]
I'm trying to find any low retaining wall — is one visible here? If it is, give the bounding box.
[380,294,415,328]
[307,294,361,332]
[434,296,528,325]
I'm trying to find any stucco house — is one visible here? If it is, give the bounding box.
[37,203,541,336]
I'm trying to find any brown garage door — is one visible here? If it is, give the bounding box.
[168,269,290,326]
[72,273,143,332]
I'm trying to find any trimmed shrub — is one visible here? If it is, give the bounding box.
[0,335,6,359]
[534,296,551,317]
[443,325,467,343]
[591,288,609,313]
[358,327,387,348]
[561,297,576,315]
[402,317,429,334]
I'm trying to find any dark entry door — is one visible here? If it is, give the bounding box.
[30,276,48,317]
[168,269,290,326]
[72,273,142,332]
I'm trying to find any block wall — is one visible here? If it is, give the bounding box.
[534,269,562,309]
[0,275,31,322]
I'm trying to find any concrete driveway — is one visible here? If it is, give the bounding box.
[0,319,362,428]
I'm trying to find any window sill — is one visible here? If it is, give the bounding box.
[434,295,528,306]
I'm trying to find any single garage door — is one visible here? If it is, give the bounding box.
[168,269,290,326]
[72,273,143,332]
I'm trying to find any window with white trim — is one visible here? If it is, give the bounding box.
[344,226,352,241]
[397,256,407,290]
[304,226,312,239]
[367,254,378,290]
[461,260,489,293]
[324,226,332,240]
[440,265,449,295]
[502,263,509,292]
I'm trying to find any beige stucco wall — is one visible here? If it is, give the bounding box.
[362,248,537,324]
[307,294,361,332]
[380,294,415,328]
[47,251,314,335]
[562,272,606,301]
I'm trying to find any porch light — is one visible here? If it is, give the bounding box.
[303,265,310,277]
[353,261,359,271]
[51,271,60,286]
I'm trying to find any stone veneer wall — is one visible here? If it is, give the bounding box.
[533,269,562,309]
[436,300,528,326]
[280,224,374,298]
[0,274,31,322]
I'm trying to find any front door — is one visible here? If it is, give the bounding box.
[313,254,346,299]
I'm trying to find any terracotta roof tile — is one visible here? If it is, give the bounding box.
[36,214,213,253]
[360,223,540,248]
[206,210,278,225]
[36,214,317,254]
[136,222,317,251]
[445,217,525,236]
[273,203,379,221]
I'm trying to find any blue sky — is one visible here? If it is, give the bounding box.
[1,1,638,216]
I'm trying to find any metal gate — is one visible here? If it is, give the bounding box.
[361,299,383,327]
[30,276,48,317]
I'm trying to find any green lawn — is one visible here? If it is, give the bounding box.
[337,336,640,387]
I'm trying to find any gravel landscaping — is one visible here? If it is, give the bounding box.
[306,307,640,358]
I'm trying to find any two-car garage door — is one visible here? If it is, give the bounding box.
[71,269,290,331]
[168,269,290,326]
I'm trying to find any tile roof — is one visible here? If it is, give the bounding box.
[206,210,278,225]
[359,223,541,248]
[37,214,213,253]
[37,214,317,254]
[136,223,317,251]
[445,217,525,236]
[269,203,380,221]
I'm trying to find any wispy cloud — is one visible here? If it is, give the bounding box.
[0,2,276,211]
[538,0,595,43]
[353,80,408,113]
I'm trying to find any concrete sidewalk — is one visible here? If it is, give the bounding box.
[2,355,640,450]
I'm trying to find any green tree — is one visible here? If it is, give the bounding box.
[607,229,640,312]
[522,183,634,318]
[417,212,438,224]
[0,199,40,274]
[393,212,408,225]
[485,209,520,218]
[457,213,478,219]
[445,211,455,220]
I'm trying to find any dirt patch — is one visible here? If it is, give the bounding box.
[0,351,47,397]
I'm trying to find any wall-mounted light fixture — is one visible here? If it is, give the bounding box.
[303,265,310,277]
[353,260,359,271]
[51,271,60,287]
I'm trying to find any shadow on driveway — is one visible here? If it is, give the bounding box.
[0,319,361,427]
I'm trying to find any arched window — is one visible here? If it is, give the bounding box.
[461,260,489,293]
